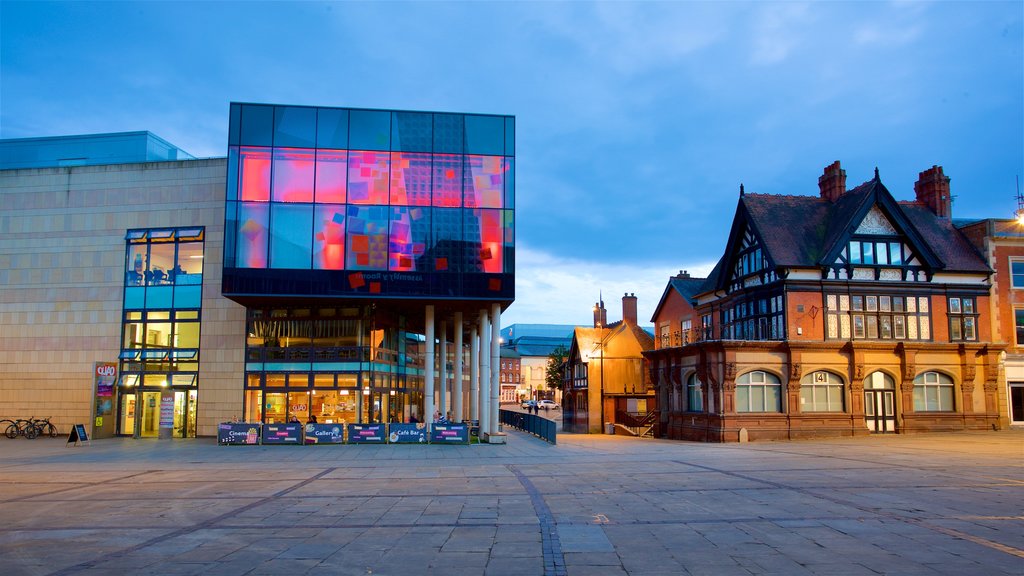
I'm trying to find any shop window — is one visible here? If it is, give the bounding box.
[736,370,781,413]
[800,371,844,412]
[913,371,955,412]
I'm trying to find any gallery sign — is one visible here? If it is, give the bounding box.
[304,423,345,444]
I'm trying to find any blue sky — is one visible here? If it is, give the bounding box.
[3,1,1021,326]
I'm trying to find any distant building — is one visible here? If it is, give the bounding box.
[563,294,655,434]
[499,348,521,403]
[0,131,195,169]
[958,217,1022,426]
[647,162,1003,442]
[500,323,574,403]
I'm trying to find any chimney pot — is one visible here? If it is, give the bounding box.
[818,160,847,203]
[914,165,952,219]
[622,293,638,326]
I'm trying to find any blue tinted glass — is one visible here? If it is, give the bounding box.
[145,286,174,309]
[124,287,145,309]
[317,108,348,149]
[270,204,313,269]
[431,208,463,271]
[240,105,274,146]
[226,147,239,201]
[346,205,389,270]
[173,285,202,308]
[229,104,241,146]
[349,110,391,151]
[433,114,464,154]
[465,115,504,155]
[504,117,514,157]
[392,112,433,152]
[390,206,430,271]
[274,106,316,148]
[224,201,237,268]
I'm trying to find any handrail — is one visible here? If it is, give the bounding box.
[499,409,557,445]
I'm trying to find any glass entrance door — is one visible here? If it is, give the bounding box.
[139,391,161,437]
[120,393,136,436]
[864,372,897,433]
[172,390,198,438]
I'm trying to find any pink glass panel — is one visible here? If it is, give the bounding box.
[272,148,315,203]
[464,155,504,208]
[315,150,347,203]
[390,152,431,206]
[313,204,346,270]
[237,202,269,268]
[239,147,271,202]
[476,209,503,273]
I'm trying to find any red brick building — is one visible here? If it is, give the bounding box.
[647,162,1004,442]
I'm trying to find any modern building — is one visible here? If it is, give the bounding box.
[646,162,1004,442]
[958,217,1022,426]
[563,294,655,434]
[500,323,575,403]
[0,102,516,440]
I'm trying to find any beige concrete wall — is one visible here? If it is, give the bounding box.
[0,159,246,437]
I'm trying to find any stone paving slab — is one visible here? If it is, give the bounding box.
[0,430,1021,575]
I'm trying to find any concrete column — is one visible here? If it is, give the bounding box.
[453,311,464,422]
[479,309,490,435]
[424,305,435,429]
[470,324,479,421]
[490,302,501,435]
[439,319,448,420]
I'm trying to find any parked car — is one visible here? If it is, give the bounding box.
[521,400,537,409]
[537,400,559,410]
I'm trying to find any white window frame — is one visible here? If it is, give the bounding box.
[799,371,845,412]
[912,371,955,412]
[735,370,782,413]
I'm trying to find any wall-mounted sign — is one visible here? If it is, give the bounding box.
[94,362,116,418]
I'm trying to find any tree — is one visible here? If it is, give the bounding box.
[545,345,568,391]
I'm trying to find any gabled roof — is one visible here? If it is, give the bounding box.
[650,275,708,322]
[725,174,989,276]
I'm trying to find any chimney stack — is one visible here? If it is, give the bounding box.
[676,270,690,279]
[622,293,638,326]
[818,161,847,202]
[914,165,951,219]
[593,299,607,328]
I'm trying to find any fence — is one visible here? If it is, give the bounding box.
[499,409,557,445]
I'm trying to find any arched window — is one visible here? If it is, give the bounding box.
[687,373,703,412]
[913,371,955,411]
[736,370,781,412]
[800,371,844,412]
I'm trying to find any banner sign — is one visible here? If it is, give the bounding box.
[304,423,345,444]
[430,423,470,444]
[262,423,303,444]
[347,423,385,444]
[94,362,116,417]
[218,423,261,445]
[159,395,175,428]
[388,423,427,444]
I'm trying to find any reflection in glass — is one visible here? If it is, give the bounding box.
[390,152,431,206]
[313,204,346,270]
[273,106,316,148]
[390,206,429,271]
[272,148,315,203]
[237,202,270,268]
[348,151,389,204]
[432,154,462,207]
[349,110,391,151]
[270,204,313,269]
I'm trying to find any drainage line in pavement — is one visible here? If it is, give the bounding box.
[47,466,339,576]
[507,465,567,576]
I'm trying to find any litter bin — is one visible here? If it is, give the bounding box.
[605,422,615,435]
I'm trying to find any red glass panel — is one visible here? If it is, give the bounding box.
[432,154,462,207]
[390,152,431,206]
[239,147,271,202]
[314,205,346,270]
[348,151,389,205]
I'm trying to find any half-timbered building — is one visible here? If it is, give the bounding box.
[647,162,1004,441]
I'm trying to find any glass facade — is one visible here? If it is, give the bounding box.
[223,103,515,300]
[119,227,205,437]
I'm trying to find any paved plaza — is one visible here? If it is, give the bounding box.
[1,429,1022,576]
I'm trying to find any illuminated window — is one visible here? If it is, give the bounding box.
[913,372,954,411]
[736,371,781,413]
[800,371,844,412]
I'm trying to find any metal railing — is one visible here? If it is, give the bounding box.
[615,411,659,438]
[499,409,557,445]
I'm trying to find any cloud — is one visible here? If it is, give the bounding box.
[503,243,717,327]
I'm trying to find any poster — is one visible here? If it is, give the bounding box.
[94,362,116,416]
[430,424,470,444]
[304,423,345,444]
[159,395,175,428]
[388,423,427,443]
[262,423,302,444]
[347,423,385,444]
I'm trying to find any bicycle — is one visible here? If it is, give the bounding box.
[5,418,39,439]
[31,417,59,438]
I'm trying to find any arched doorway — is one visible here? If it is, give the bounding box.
[864,371,897,433]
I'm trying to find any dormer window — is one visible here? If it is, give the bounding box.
[848,240,904,265]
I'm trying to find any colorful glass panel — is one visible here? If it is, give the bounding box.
[237,202,269,268]
[464,155,504,208]
[315,150,347,203]
[272,148,315,203]
[432,154,462,207]
[347,151,389,205]
[389,206,429,271]
[346,206,388,270]
[270,204,313,269]
[313,204,346,270]
[239,147,271,202]
[390,152,432,206]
